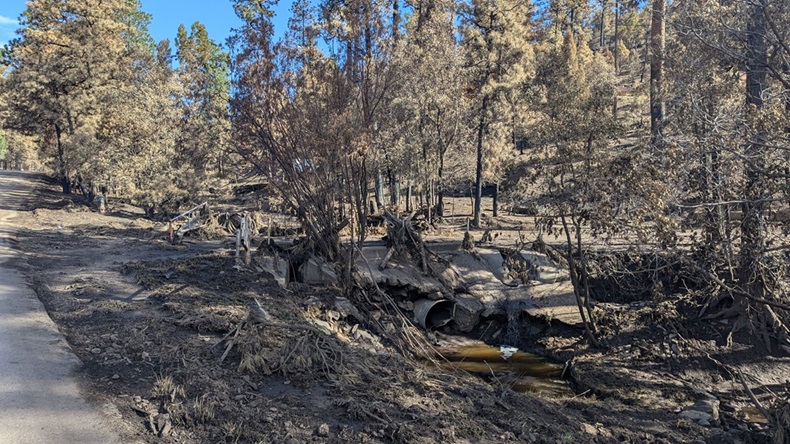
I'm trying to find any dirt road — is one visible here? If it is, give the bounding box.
[0,171,120,444]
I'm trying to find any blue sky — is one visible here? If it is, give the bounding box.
[0,0,293,49]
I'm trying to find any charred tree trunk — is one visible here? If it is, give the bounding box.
[392,0,400,42]
[492,182,499,218]
[650,0,665,148]
[739,1,768,303]
[375,169,384,213]
[437,147,446,217]
[703,142,727,263]
[561,215,600,347]
[389,172,400,209]
[612,0,620,117]
[473,96,489,228]
[599,0,606,49]
[55,123,70,194]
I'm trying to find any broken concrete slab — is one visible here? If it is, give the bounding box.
[519,251,555,267]
[522,280,583,327]
[447,251,499,287]
[453,294,484,332]
[300,256,338,285]
[520,251,568,283]
[257,255,289,288]
[356,247,444,295]
[320,241,587,329]
[476,248,518,286]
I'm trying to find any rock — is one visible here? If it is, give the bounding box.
[691,399,720,422]
[317,423,330,437]
[679,409,712,425]
[111,374,120,380]
[426,291,444,300]
[287,282,310,293]
[310,319,333,334]
[453,294,484,333]
[159,420,172,437]
[154,413,171,437]
[580,423,598,435]
[334,297,363,322]
[678,398,720,427]
[397,300,414,311]
[353,328,376,343]
[90,348,102,354]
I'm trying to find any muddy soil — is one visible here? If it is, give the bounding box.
[5,173,788,444]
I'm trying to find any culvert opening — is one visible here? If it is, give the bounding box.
[413,299,454,330]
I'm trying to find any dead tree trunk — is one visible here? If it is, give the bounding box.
[612,0,620,117]
[389,172,400,209]
[375,169,384,213]
[738,0,774,348]
[650,0,665,148]
[599,0,606,49]
[473,96,489,228]
[492,182,499,218]
[437,152,445,217]
[55,123,70,194]
[560,215,600,347]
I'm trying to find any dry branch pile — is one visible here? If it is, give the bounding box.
[380,210,431,273]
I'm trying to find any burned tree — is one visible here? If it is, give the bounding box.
[230,0,395,266]
[675,0,790,351]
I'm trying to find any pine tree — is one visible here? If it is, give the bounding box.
[462,0,534,226]
[668,0,789,349]
[174,22,231,179]
[2,0,151,193]
[390,0,466,217]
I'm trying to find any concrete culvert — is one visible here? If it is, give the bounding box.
[413,299,454,330]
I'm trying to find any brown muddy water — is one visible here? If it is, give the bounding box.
[434,344,573,397]
[738,405,769,424]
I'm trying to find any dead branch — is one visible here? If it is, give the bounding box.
[353,245,443,363]
[379,246,396,271]
[699,267,790,312]
[250,298,333,336]
[736,368,772,423]
[382,209,430,273]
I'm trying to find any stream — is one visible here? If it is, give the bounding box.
[434,343,573,397]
